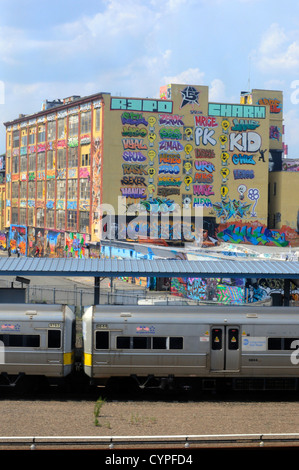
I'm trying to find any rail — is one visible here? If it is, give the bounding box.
[1,433,299,449]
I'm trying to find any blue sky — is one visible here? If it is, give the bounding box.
[1,0,299,157]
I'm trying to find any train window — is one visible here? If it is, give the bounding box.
[132,337,151,349]
[117,337,131,349]
[0,334,40,347]
[268,338,299,350]
[169,337,183,349]
[284,338,299,350]
[96,331,109,349]
[152,337,167,349]
[228,329,239,350]
[212,329,222,350]
[48,330,61,349]
[268,338,282,350]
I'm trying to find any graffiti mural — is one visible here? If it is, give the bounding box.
[65,232,86,258]
[217,222,289,246]
[9,225,27,255]
[45,231,64,257]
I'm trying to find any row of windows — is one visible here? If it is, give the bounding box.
[11,178,90,200]
[10,109,100,147]
[0,330,61,348]
[11,207,90,231]
[95,333,299,352]
[95,332,184,350]
[9,149,91,174]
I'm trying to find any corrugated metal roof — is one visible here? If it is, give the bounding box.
[0,257,298,279]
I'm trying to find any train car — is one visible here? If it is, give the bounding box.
[0,303,76,388]
[82,304,299,391]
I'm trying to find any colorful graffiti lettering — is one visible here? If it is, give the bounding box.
[229,132,261,152]
[217,223,289,246]
[231,119,260,131]
[121,112,148,126]
[213,198,252,220]
[122,151,146,162]
[159,114,184,126]
[194,115,218,127]
[194,148,215,159]
[258,98,282,113]
[233,169,254,179]
[194,127,216,146]
[232,153,256,165]
[159,140,184,152]
[193,184,214,196]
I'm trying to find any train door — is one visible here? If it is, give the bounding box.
[210,326,240,371]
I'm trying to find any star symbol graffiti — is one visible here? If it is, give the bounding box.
[180,86,200,109]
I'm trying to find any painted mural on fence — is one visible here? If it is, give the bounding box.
[45,231,65,257]
[9,225,27,255]
[171,277,244,304]
[65,232,86,258]
[0,232,6,250]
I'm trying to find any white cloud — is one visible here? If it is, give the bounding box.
[162,68,205,86]
[256,23,299,72]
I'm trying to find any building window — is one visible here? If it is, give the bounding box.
[47,150,54,170]
[29,127,36,145]
[37,125,46,143]
[57,149,66,169]
[20,181,27,199]
[80,178,90,199]
[12,182,19,199]
[81,150,90,167]
[19,208,26,225]
[95,108,101,132]
[12,130,19,148]
[56,210,65,230]
[20,155,27,172]
[28,207,34,226]
[67,210,77,231]
[29,153,36,172]
[12,155,19,173]
[58,118,67,139]
[37,152,46,171]
[11,207,18,224]
[21,132,27,147]
[68,147,78,167]
[47,179,55,199]
[69,114,79,137]
[79,211,89,232]
[68,179,77,199]
[47,121,56,141]
[81,111,91,134]
[57,179,66,199]
[46,209,55,228]
[37,181,45,199]
[36,208,44,227]
[28,181,35,199]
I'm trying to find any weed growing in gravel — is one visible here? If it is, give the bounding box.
[94,396,106,426]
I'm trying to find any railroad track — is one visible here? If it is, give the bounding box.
[2,433,299,450]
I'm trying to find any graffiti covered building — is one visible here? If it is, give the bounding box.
[3,84,295,256]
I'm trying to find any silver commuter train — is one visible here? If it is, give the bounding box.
[0,303,76,388]
[82,304,299,391]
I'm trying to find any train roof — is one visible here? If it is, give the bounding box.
[86,305,299,324]
[0,303,73,322]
